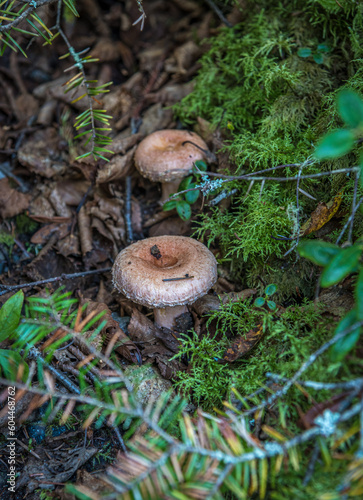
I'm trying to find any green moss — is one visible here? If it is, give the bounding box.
[174,299,360,410]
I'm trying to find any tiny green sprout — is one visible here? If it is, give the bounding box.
[163,160,209,220]
[254,284,277,311]
[297,43,330,64]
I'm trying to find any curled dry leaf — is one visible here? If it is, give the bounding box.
[30,222,70,245]
[300,191,343,236]
[128,308,159,344]
[96,146,136,184]
[17,128,68,178]
[220,322,264,363]
[85,301,142,365]
[0,178,30,219]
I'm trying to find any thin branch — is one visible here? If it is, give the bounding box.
[266,373,363,391]
[335,197,363,245]
[0,267,111,296]
[0,0,58,33]
[125,176,133,243]
[241,320,363,416]
[204,0,233,28]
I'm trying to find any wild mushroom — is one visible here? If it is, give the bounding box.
[112,235,217,329]
[134,129,210,202]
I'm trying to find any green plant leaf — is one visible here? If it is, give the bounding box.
[0,290,24,342]
[254,297,265,307]
[298,240,341,267]
[317,44,330,53]
[330,309,361,362]
[0,350,28,381]
[313,53,324,64]
[314,129,355,160]
[178,176,193,191]
[337,90,363,129]
[320,244,362,287]
[355,267,363,321]
[265,284,277,297]
[185,184,200,204]
[193,160,207,172]
[267,300,277,310]
[176,200,192,220]
[163,199,178,211]
[297,47,311,57]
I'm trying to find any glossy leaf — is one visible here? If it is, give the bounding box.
[0,290,24,342]
[337,90,363,129]
[321,245,362,287]
[314,129,354,160]
[185,184,200,204]
[330,309,361,362]
[176,200,192,220]
[298,240,341,267]
[297,48,311,57]
[313,53,323,64]
[178,176,193,191]
[163,200,178,211]
[267,300,277,311]
[317,44,330,53]
[355,268,363,320]
[254,297,265,307]
[265,284,277,297]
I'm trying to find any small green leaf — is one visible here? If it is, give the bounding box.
[317,44,330,53]
[163,200,178,211]
[321,244,362,287]
[178,176,193,191]
[254,297,265,307]
[315,129,355,160]
[265,284,277,297]
[297,48,312,57]
[313,53,324,64]
[337,90,363,129]
[194,160,207,172]
[176,200,192,220]
[298,241,341,267]
[0,350,29,381]
[330,309,361,362]
[0,290,24,342]
[185,185,200,204]
[267,300,277,311]
[355,267,363,320]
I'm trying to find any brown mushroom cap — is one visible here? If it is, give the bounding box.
[134,129,209,183]
[112,236,217,308]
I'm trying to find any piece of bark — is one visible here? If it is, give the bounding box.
[78,206,93,256]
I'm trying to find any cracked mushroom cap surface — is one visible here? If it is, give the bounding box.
[112,236,217,308]
[134,129,209,183]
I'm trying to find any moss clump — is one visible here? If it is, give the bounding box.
[176,0,363,293]
[174,299,360,410]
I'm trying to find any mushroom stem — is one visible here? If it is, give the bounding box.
[154,305,188,329]
[161,181,182,203]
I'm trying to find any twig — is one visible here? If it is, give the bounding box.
[0,267,111,297]
[303,442,320,486]
[209,188,238,206]
[266,373,363,391]
[0,0,58,33]
[284,166,302,257]
[242,320,363,416]
[348,172,359,245]
[335,197,363,245]
[206,463,234,500]
[204,0,233,28]
[125,176,133,244]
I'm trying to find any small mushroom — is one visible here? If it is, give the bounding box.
[134,129,210,201]
[112,235,217,329]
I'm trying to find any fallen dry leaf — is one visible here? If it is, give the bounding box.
[300,191,343,236]
[220,322,264,363]
[0,178,30,219]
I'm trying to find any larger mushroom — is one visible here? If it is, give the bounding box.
[112,235,217,329]
[134,129,210,202]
